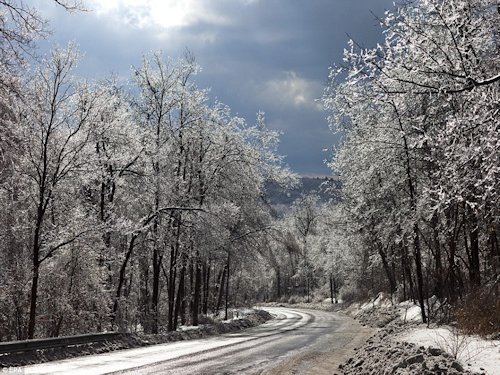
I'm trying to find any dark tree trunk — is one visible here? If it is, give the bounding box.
[224,252,230,320]
[434,231,444,298]
[378,244,397,295]
[329,274,334,304]
[113,234,137,327]
[27,262,39,339]
[203,260,211,315]
[392,101,426,323]
[216,267,226,315]
[192,257,201,326]
[167,218,182,332]
[167,247,177,332]
[413,224,427,324]
[151,235,161,334]
[490,226,499,281]
[468,209,481,287]
[28,197,47,339]
[174,263,186,331]
[403,244,415,302]
[277,266,281,300]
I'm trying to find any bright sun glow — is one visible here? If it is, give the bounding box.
[264,71,323,111]
[88,0,228,29]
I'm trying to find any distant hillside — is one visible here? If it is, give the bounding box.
[264,176,341,207]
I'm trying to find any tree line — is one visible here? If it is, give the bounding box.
[321,0,499,323]
[0,1,294,340]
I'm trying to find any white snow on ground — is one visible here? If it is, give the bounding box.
[398,300,423,322]
[344,293,500,374]
[360,292,393,310]
[322,297,343,304]
[400,327,500,375]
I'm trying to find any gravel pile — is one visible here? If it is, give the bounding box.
[339,321,480,375]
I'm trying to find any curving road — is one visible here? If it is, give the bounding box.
[22,307,372,375]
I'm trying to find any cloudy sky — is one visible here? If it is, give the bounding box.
[34,0,395,176]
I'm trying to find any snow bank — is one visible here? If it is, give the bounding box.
[339,321,475,375]
[348,294,447,325]
[359,292,393,311]
[400,327,500,375]
[399,301,423,322]
[340,294,499,374]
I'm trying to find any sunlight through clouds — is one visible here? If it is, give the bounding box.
[263,71,323,111]
[88,0,229,29]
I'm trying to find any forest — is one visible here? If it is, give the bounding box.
[0,0,499,341]
[322,0,499,330]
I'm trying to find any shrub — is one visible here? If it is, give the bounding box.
[339,283,370,304]
[287,295,307,304]
[197,315,217,325]
[454,287,500,337]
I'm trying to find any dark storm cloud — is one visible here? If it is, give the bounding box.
[37,0,395,175]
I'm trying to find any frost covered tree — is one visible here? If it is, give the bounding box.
[323,0,499,322]
[15,45,102,338]
[0,1,297,338]
[97,52,296,333]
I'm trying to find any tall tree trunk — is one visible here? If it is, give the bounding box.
[276,266,281,300]
[167,217,181,332]
[112,234,137,327]
[378,243,397,295]
[468,208,481,287]
[167,243,177,332]
[216,267,226,315]
[27,262,39,339]
[329,274,334,304]
[151,243,161,334]
[173,262,185,331]
[413,224,427,323]
[393,102,426,323]
[403,243,415,302]
[151,94,162,333]
[432,214,444,298]
[203,259,211,315]
[192,255,201,326]
[185,260,192,325]
[224,251,230,320]
[28,201,46,339]
[490,225,499,283]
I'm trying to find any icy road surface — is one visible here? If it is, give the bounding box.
[22,307,372,375]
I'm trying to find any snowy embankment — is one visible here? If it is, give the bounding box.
[339,293,499,375]
[0,309,272,368]
[401,327,500,375]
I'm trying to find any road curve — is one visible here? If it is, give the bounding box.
[21,307,372,375]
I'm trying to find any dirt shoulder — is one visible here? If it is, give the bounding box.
[262,313,373,375]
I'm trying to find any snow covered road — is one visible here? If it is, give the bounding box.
[21,307,372,375]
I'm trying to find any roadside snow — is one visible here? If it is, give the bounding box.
[339,294,499,374]
[398,301,422,322]
[339,321,474,375]
[400,327,500,375]
[359,292,393,311]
